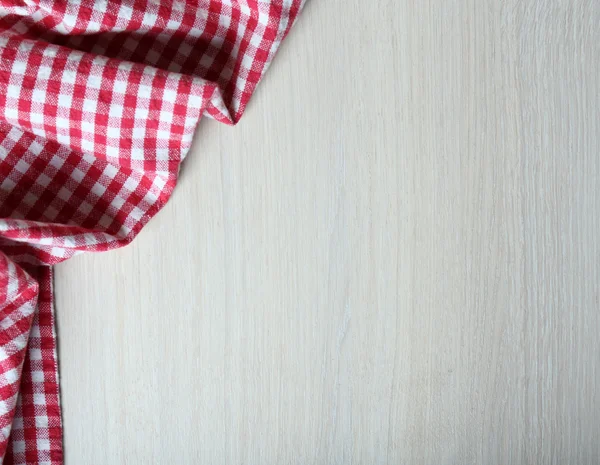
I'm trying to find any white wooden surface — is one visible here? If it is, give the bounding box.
[55,1,600,464]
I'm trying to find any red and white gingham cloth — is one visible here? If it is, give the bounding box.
[0,1,304,462]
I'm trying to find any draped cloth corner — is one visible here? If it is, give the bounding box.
[0,1,305,463]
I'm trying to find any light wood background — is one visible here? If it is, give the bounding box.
[55,1,600,464]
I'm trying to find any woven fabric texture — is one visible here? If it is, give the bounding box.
[0,1,304,462]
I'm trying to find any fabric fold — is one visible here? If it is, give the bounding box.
[0,254,38,454]
[0,1,305,463]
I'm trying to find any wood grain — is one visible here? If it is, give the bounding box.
[55,1,600,463]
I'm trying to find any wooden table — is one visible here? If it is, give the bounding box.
[56,1,600,463]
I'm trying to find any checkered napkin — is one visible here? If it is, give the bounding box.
[0,1,304,462]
